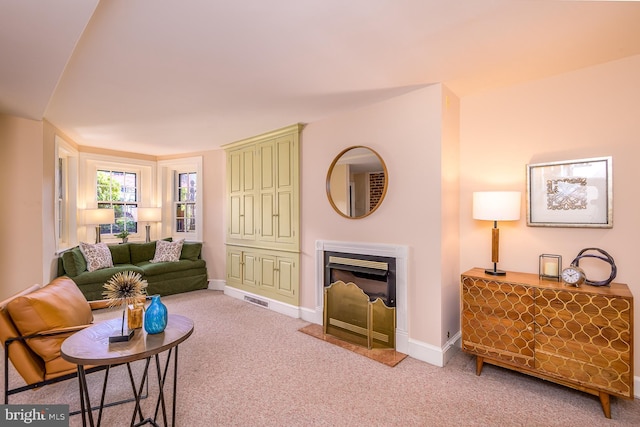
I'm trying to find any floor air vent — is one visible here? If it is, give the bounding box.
[244,296,269,308]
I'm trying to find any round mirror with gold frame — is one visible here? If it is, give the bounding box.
[326,146,388,219]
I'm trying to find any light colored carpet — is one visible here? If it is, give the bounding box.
[3,289,640,426]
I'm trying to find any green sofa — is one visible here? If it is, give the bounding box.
[57,240,208,301]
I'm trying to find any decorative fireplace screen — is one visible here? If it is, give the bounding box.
[324,281,396,349]
[323,251,396,349]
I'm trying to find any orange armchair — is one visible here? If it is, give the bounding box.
[0,276,105,405]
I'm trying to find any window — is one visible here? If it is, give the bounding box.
[158,156,202,241]
[176,172,197,233]
[96,169,139,237]
[81,153,155,243]
[57,157,66,241]
[55,136,78,250]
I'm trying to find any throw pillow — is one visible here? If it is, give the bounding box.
[109,243,131,265]
[180,242,202,261]
[79,242,114,272]
[61,251,79,277]
[150,239,184,263]
[72,247,87,273]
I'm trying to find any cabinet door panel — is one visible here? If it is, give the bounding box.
[227,249,242,284]
[228,147,257,242]
[229,195,241,238]
[259,142,274,191]
[462,277,535,368]
[260,255,276,291]
[535,289,633,397]
[229,151,242,193]
[259,193,275,241]
[240,194,256,241]
[242,149,255,192]
[242,252,259,288]
[276,192,293,240]
[275,256,295,297]
[276,136,293,189]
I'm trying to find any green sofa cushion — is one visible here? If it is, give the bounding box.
[180,242,202,261]
[128,239,173,264]
[61,247,87,277]
[109,243,131,264]
[61,251,78,277]
[71,265,145,286]
[138,259,206,276]
[129,242,157,264]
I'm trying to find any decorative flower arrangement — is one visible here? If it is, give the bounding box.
[103,271,148,340]
[103,271,148,308]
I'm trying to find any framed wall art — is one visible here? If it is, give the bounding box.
[526,156,612,228]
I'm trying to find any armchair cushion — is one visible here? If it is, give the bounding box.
[6,277,93,365]
[0,284,46,385]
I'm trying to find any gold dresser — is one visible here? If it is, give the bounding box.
[461,268,634,419]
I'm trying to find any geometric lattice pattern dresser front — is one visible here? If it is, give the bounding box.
[461,268,634,419]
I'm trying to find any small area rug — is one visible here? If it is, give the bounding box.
[298,323,408,367]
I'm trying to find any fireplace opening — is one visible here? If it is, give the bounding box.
[324,251,396,307]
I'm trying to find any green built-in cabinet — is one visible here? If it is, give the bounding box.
[224,124,302,306]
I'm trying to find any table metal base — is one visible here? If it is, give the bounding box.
[77,346,179,427]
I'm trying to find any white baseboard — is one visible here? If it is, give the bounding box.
[299,306,320,324]
[223,285,455,367]
[223,286,300,318]
[219,285,639,392]
[207,279,225,291]
[407,332,461,368]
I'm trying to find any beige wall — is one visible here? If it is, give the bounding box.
[441,86,461,343]
[200,149,226,283]
[460,54,640,371]
[2,52,638,373]
[43,121,60,281]
[0,114,45,298]
[300,84,460,348]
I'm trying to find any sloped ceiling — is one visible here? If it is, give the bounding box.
[2,0,640,156]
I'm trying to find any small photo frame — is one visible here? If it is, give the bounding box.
[526,156,612,228]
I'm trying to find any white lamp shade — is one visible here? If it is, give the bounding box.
[473,191,521,221]
[137,207,162,222]
[84,208,115,225]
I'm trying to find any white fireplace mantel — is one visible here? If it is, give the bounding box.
[315,240,409,354]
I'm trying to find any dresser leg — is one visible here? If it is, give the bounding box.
[475,356,484,375]
[599,392,611,419]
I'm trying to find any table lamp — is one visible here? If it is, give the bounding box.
[136,207,162,242]
[473,191,521,276]
[84,208,115,244]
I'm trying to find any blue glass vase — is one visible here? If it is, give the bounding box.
[144,295,168,334]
